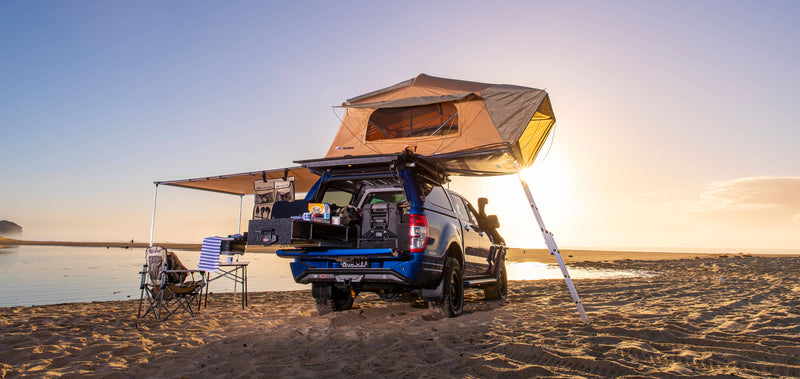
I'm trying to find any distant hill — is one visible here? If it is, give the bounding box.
[0,220,23,236]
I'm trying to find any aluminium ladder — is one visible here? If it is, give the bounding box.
[518,174,590,325]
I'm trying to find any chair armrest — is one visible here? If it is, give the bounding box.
[164,269,207,285]
[164,269,205,273]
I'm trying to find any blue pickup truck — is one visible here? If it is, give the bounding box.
[256,152,506,319]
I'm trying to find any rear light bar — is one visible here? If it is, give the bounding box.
[409,214,428,253]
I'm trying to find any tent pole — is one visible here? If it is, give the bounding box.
[238,195,243,234]
[518,174,589,325]
[149,183,159,247]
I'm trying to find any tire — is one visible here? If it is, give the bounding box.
[378,291,399,301]
[315,286,355,315]
[428,257,464,319]
[484,260,508,301]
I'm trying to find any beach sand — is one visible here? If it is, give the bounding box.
[1,251,799,377]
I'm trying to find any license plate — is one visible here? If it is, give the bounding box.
[341,259,368,268]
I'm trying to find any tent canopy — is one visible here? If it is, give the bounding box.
[327,74,555,175]
[155,166,319,196]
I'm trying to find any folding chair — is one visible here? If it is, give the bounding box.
[137,246,206,321]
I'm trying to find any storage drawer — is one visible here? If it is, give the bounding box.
[247,219,354,246]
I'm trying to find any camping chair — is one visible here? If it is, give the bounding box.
[138,246,206,321]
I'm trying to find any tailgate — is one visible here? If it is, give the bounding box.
[276,248,396,259]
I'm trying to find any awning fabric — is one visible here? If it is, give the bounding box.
[155,166,319,196]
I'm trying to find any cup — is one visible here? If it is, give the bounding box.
[226,256,233,264]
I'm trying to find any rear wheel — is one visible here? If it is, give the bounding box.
[314,285,355,315]
[428,257,463,319]
[484,260,508,301]
[378,291,399,301]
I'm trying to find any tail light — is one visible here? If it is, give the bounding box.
[409,214,428,253]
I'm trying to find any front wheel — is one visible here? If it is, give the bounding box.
[484,260,508,301]
[428,257,464,319]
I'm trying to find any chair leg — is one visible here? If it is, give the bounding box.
[197,288,203,313]
[137,269,149,319]
[139,287,158,319]
[137,286,145,319]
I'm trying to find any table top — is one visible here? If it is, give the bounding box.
[219,261,249,266]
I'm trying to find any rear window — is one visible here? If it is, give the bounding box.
[422,186,452,211]
[321,190,354,207]
[363,191,406,205]
[366,102,458,141]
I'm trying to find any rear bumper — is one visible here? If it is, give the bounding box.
[290,265,414,285]
[278,247,442,287]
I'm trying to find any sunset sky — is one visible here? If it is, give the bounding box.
[2,1,798,251]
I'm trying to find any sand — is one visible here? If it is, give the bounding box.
[1,252,799,378]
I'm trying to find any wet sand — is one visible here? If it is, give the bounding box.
[1,252,799,377]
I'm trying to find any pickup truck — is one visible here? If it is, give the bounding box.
[253,152,507,319]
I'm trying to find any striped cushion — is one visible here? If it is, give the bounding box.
[199,236,223,272]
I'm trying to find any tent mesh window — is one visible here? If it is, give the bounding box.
[366,103,458,141]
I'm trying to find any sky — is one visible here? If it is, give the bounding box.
[1,1,799,251]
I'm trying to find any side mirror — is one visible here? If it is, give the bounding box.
[487,215,500,229]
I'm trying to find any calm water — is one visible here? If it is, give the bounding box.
[0,245,652,307]
[0,245,306,307]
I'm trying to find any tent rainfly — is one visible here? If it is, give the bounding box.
[327,74,555,175]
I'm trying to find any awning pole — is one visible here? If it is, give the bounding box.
[149,183,159,247]
[518,174,589,325]
[238,195,243,234]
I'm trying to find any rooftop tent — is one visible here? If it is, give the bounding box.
[326,74,555,175]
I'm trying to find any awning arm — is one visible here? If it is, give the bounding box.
[238,195,243,234]
[149,183,159,247]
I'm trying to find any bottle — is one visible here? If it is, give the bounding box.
[323,203,331,222]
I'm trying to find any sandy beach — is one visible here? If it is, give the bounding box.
[1,251,799,378]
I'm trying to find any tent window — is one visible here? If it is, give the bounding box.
[366,103,458,141]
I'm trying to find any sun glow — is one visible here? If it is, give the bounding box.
[447,152,577,248]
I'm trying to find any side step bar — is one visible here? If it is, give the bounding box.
[463,278,496,286]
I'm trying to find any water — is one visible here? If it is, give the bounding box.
[0,245,305,307]
[0,245,654,308]
[506,261,656,281]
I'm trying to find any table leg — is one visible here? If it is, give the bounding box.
[203,272,210,308]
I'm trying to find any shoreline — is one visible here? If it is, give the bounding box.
[3,238,796,262]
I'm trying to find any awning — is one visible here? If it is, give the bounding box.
[155,166,320,195]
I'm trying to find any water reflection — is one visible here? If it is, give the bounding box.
[0,246,305,307]
[507,261,657,281]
